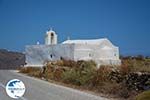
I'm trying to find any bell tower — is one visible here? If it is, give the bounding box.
[45,28,57,45]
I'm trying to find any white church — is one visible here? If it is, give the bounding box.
[25,29,121,67]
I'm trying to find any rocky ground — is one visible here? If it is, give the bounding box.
[0,49,25,69]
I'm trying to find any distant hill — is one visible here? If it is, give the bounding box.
[0,49,25,69]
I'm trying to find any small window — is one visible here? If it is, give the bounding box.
[89,53,91,57]
[50,54,53,58]
[60,57,63,60]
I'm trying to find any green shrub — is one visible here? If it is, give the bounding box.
[62,69,81,85]
[62,60,97,86]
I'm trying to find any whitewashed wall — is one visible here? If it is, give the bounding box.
[25,39,121,67]
[73,40,121,66]
[25,44,74,67]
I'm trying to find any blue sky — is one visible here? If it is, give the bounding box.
[0,0,149,56]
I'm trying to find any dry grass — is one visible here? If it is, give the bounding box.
[121,59,150,73]
[19,67,42,78]
[136,90,150,100]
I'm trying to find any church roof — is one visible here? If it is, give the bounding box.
[62,38,108,45]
